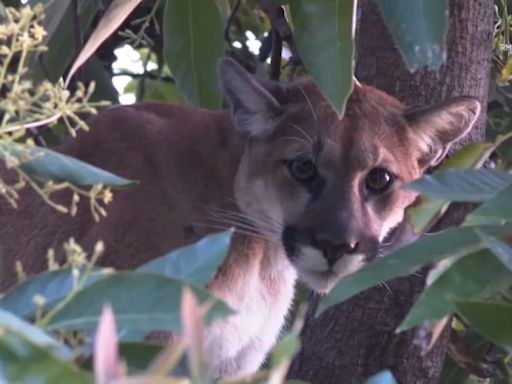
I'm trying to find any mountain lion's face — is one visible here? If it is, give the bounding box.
[220,59,480,293]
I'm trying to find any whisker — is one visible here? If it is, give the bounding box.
[288,122,314,144]
[380,282,393,294]
[298,84,317,121]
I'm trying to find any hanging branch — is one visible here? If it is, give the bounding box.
[224,0,241,47]
[269,29,282,80]
[71,0,85,86]
[260,0,302,80]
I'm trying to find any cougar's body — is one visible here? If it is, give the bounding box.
[0,59,480,378]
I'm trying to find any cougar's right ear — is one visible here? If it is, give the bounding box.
[218,58,284,137]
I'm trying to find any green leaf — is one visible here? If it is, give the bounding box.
[319,224,512,314]
[407,169,512,202]
[465,184,512,226]
[476,229,512,271]
[407,142,494,233]
[82,342,163,373]
[454,300,512,353]
[29,0,101,82]
[139,230,232,285]
[0,268,109,318]
[2,142,134,186]
[84,56,119,104]
[365,370,398,384]
[289,0,355,115]
[0,329,92,384]
[398,250,512,331]
[376,0,449,70]
[163,0,224,108]
[0,308,71,360]
[270,333,300,367]
[46,272,232,331]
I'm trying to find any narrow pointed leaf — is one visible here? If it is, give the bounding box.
[0,329,92,384]
[0,268,109,318]
[94,305,122,384]
[319,224,512,314]
[0,308,71,360]
[289,0,356,115]
[407,142,494,233]
[398,250,512,331]
[29,0,101,82]
[454,300,512,353]
[365,370,398,384]
[476,229,512,271]
[465,183,512,226]
[2,142,134,186]
[46,272,232,331]
[376,0,449,70]
[139,230,232,285]
[64,0,142,87]
[407,169,512,202]
[163,0,224,108]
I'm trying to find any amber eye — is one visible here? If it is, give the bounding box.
[288,157,317,183]
[365,168,395,194]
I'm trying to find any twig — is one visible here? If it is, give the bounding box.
[112,71,175,83]
[224,0,241,47]
[269,28,282,80]
[71,0,85,86]
[260,0,302,80]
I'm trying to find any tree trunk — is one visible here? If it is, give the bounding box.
[288,1,493,383]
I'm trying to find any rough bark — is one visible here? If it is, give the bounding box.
[288,1,494,383]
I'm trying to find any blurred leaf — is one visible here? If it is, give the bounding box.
[465,183,512,226]
[476,229,512,271]
[180,288,207,382]
[407,169,512,202]
[139,230,232,285]
[0,268,108,318]
[398,250,512,331]
[0,329,92,384]
[408,195,447,234]
[454,300,512,353]
[319,224,512,314]
[270,333,300,367]
[2,142,134,186]
[365,370,398,384]
[30,0,101,82]
[94,305,123,384]
[127,78,184,103]
[0,308,71,360]
[64,0,142,87]
[85,56,120,104]
[163,0,224,108]
[376,0,448,70]
[407,142,494,233]
[119,343,162,372]
[289,0,355,115]
[46,272,232,332]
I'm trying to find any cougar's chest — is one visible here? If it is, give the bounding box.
[205,239,297,377]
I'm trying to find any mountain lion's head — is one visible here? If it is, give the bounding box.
[219,58,480,293]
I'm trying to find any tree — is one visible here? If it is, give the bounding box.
[289,1,494,383]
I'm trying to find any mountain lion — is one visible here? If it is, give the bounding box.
[0,58,480,377]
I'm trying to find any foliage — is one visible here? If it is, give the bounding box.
[0,0,510,383]
[0,5,130,220]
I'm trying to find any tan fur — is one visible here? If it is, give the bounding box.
[0,58,480,378]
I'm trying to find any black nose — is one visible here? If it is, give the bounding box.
[313,237,359,266]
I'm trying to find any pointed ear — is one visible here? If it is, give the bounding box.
[405,97,481,168]
[218,58,284,137]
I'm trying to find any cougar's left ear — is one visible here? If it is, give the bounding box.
[405,97,481,168]
[218,58,285,138]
